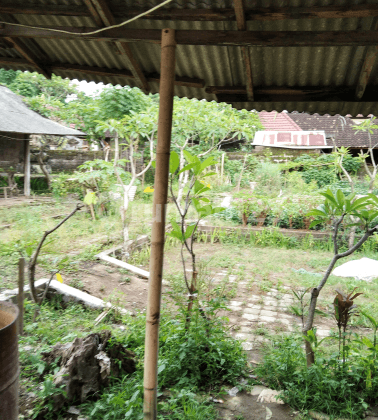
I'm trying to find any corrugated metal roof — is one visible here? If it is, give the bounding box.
[1,0,378,115]
[0,85,86,136]
[289,111,378,148]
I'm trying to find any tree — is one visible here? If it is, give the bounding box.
[303,190,378,366]
[96,107,158,252]
[168,150,225,326]
[171,98,263,208]
[97,85,152,120]
[353,119,378,193]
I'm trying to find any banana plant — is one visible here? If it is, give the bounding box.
[168,150,225,328]
[302,189,378,366]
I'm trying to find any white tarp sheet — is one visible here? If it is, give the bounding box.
[332,257,378,282]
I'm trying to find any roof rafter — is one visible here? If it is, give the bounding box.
[2,15,51,79]
[85,0,150,93]
[355,20,378,99]
[2,26,378,47]
[2,4,378,21]
[233,0,254,101]
[208,85,378,102]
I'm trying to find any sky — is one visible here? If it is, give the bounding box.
[71,79,106,97]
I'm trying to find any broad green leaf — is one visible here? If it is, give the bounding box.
[183,150,199,164]
[201,172,217,178]
[170,219,182,236]
[362,336,374,349]
[361,311,378,329]
[151,160,156,168]
[336,189,345,207]
[320,190,337,206]
[306,209,327,217]
[200,156,217,172]
[169,151,180,174]
[184,224,197,240]
[211,206,226,215]
[177,162,198,175]
[309,220,323,229]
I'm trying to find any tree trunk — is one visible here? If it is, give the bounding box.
[37,150,51,190]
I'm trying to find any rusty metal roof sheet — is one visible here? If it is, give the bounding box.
[1,0,378,115]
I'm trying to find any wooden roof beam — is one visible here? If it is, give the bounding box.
[355,20,378,100]
[0,4,89,17]
[233,0,254,101]
[2,15,51,79]
[82,0,103,26]
[3,26,378,47]
[87,0,150,93]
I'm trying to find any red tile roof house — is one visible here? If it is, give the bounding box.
[253,111,331,161]
[289,113,378,158]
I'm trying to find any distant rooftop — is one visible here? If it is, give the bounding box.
[259,111,302,132]
[0,85,86,137]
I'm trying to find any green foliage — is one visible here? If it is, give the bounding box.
[254,161,282,195]
[97,86,153,120]
[256,333,378,419]
[291,152,362,188]
[223,154,258,186]
[307,189,374,229]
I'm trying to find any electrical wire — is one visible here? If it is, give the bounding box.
[0,0,175,37]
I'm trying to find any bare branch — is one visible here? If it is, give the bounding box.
[28,203,84,304]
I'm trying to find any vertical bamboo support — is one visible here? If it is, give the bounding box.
[18,257,25,335]
[24,138,31,197]
[143,28,176,420]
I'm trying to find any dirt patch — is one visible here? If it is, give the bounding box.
[217,391,295,420]
[77,261,149,313]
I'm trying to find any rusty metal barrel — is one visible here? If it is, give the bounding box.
[0,301,19,420]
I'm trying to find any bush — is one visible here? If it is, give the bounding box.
[254,162,282,195]
[256,335,378,419]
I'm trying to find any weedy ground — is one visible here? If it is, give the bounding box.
[2,197,378,419]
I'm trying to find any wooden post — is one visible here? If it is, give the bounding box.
[143,28,176,420]
[18,257,25,335]
[24,138,31,197]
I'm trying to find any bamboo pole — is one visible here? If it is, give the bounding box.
[18,257,25,335]
[143,28,176,420]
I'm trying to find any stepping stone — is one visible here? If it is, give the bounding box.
[247,303,262,309]
[263,300,278,307]
[260,309,278,317]
[229,301,243,306]
[242,313,259,321]
[244,308,260,315]
[239,326,252,333]
[259,315,276,323]
[278,318,292,326]
[242,342,254,351]
[227,306,243,312]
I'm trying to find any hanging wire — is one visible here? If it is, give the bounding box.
[0,0,175,37]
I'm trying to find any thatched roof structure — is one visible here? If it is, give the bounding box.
[0,85,85,136]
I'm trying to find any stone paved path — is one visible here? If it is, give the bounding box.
[210,271,334,352]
